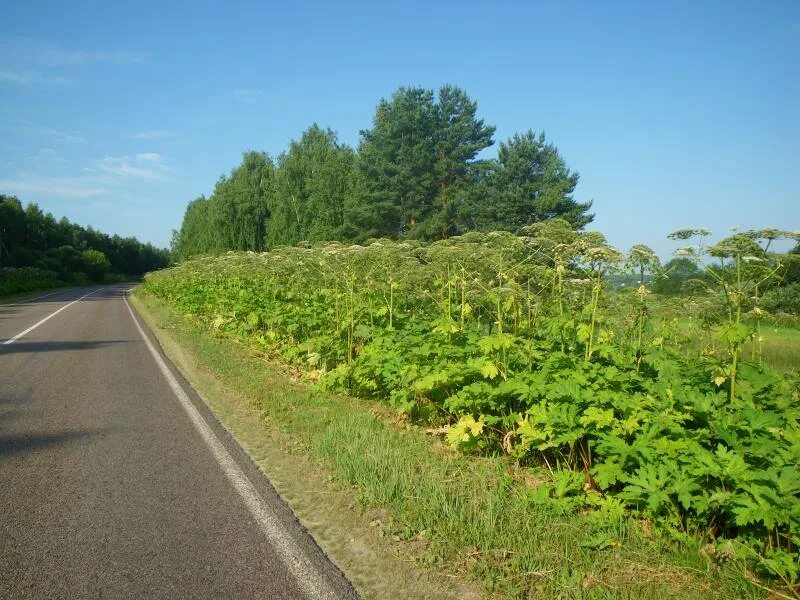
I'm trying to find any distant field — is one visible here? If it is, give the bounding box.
[672,318,800,373]
[744,325,800,373]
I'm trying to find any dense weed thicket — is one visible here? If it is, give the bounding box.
[144,222,800,588]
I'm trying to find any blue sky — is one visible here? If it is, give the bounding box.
[1,0,798,257]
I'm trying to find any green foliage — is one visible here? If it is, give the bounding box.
[81,249,110,282]
[210,151,274,252]
[781,252,800,285]
[651,257,703,295]
[0,194,170,288]
[174,196,216,258]
[136,289,765,599]
[626,244,660,284]
[762,282,800,315]
[0,266,60,295]
[172,85,594,256]
[173,152,274,259]
[146,225,800,588]
[358,85,496,239]
[269,125,356,245]
[464,130,593,231]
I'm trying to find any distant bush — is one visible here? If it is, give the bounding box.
[0,267,61,296]
[103,272,130,284]
[781,252,800,285]
[651,257,704,295]
[81,249,111,282]
[762,282,800,315]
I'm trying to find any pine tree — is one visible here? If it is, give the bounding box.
[465,131,593,231]
[357,85,494,239]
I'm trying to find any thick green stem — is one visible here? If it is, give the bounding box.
[556,261,565,353]
[459,277,466,328]
[636,312,644,371]
[585,276,601,362]
[729,255,742,401]
[389,281,394,329]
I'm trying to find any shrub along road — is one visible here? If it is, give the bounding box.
[0,286,354,599]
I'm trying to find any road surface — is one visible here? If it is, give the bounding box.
[0,285,355,599]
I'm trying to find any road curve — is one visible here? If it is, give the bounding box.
[0,286,355,599]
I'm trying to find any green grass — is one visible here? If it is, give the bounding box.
[746,325,800,373]
[673,318,800,374]
[132,289,768,599]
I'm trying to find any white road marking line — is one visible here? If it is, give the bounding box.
[123,295,338,600]
[0,289,67,307]
[2,288,103,345]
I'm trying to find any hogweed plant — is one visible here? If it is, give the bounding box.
[670,228,796,401]
[143,223,800,591]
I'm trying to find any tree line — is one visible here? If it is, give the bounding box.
[0,194,170,284]
[173,85,594,259]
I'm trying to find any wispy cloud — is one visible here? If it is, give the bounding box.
[30,148,67,163]
[0,40,144,90]
[1,39,145,67]
[0,152,170,200]
[0,70,69,85]
[130,129,172,140]
[97,153,168,180]
[135,152,162,162]
[37,48,144,67]
[233,89,262,104]
[0,174,107,198]
[39,128,85,144]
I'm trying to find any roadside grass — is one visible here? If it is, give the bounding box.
[132,289,765,599]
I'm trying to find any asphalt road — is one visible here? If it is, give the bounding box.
[0,286,356,599]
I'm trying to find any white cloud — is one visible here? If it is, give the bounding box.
[0,71,27,84]
[0,40,145,67]
[37,48,143,67]
[30,148,67,163]
[134,152,162,162]
[39,128,85,144]
[97,153,168,180]
[0,174,107,198]
[0,151,171,200]
[130,129,172,140]
[234,89,261,104]
[0,70,69,85]
[0,40,144,91]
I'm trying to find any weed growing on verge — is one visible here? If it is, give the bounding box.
[143,223,800,594]
[135,291,767,599]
